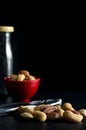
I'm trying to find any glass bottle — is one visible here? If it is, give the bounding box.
[0,26,14,95]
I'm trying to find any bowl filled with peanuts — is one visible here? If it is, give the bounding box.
[4,70,40,102]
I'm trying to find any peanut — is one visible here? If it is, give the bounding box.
[20,112,34,119]
[63,110,83,122]
[40,104,57,114]
[62,102,75,111]
[79,109,86,117]
[56,105,62,109]
[56,108,64,119]
[29,75,36,80]
[33,110,47,122]
[34,105,44,111]
[23,107,34,114]
[47,112,60,120]
[18,70,30,77]
[17,74,25,81]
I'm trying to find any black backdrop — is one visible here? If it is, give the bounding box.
[80,0,86,16]
[0,1,86,92]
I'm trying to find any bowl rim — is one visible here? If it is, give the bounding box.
[4,76,40,83]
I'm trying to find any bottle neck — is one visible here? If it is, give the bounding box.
[6,32,12,58]
[0,32,11,45]
[0,32,13,75]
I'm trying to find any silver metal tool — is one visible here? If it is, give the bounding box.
[0,98,62,115]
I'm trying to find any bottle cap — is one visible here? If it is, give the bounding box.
[0,26,14,32]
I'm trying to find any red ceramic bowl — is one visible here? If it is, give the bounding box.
[4,77,40,102]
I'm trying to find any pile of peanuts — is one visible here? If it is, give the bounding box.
[8,70,36,81]
[17,102,86,123]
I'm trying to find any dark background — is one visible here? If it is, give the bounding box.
[0,1,86,92]
[80,0,86,16]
